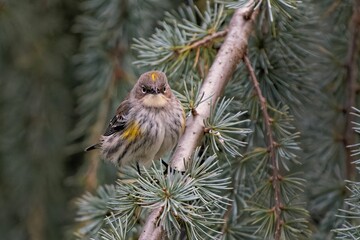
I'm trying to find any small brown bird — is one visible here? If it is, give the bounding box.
[85,71,185,171]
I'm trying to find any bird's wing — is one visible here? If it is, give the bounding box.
[103,98,131,136]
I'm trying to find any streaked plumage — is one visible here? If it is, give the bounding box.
[85,71,185,168]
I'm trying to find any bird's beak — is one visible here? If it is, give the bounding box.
[150,88,161,94]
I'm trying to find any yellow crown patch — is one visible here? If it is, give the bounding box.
[151,72,158,82]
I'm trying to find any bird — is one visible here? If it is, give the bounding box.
[85,71,185,172]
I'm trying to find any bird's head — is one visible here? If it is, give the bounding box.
[134,71,172,108]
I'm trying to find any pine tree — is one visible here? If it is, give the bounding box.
[74,0,321,239]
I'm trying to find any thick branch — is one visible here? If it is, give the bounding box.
[138,207,164,240]
[172,6,257,171]
[244,55,282,240]
[344,1,360,180]
[139,3,257,240]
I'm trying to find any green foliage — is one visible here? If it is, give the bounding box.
[218,0,301,35]
[133,2,227,77]
[75,148,231,240]
[174,74,211,115]
[333,179,360,239]
[333,108,360,238]
[76,185,117,236]
[98,215,128,240]
[204,97,251,158]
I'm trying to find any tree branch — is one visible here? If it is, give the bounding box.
[244,55,282,240]
[344,1,360,180]
[139,3,257,239]
[179,29,228,54]
[138,207,164,240]
[172,6,257,171]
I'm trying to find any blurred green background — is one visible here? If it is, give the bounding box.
[0,0,183,239]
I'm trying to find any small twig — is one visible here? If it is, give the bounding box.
[191,107,198,116]
[204,127,211,133]
[179,29,228,54]
[343,1,360,181]
[221,204,233,235]
[244,55,282,240]
[322,0,342,19]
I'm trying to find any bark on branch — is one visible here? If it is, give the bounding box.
[172,6,257,171]
[138,208,164,240]
[139,3,257,240]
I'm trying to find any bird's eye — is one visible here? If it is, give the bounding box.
[163,86,167,93]
[141,86,146,94]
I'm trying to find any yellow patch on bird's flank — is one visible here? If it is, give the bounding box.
[151,72,158,82]
[121,122,141,141]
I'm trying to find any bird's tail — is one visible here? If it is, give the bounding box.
[84,143,101,152]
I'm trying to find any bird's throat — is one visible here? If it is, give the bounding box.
[142,94,168,107]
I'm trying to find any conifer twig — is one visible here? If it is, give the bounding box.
[139,3,257,239]
[344,1,360,180]
[243,55,283,240]
[179,29,228,53]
